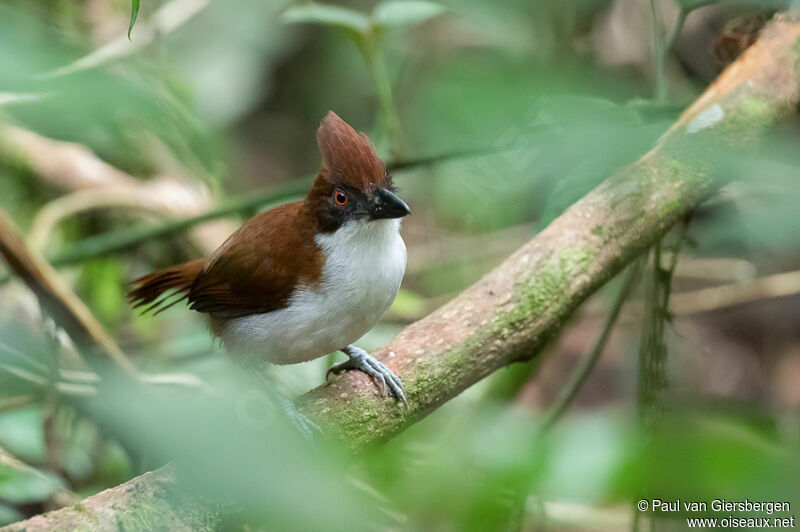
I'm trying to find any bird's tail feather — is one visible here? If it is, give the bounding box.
[128,259,205,315]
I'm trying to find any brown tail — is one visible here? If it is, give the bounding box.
[128,259,205,315]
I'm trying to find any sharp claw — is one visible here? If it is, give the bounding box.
[326,361,352,381]
[397,391,408,408]
[331,347,406,405]
[374,374,386,394]
[282,401,323,441]
[325,367,335,381]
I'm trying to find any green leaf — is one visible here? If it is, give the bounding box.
[0,408,46,462]
[0,503,22,527]
[372,1,447,28]
[128,0,140,40]
[281,3,370,35]
[0,464,66,504]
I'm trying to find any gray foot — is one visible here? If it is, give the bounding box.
[279,396,322,440]
[255,372,322,440]
[327,345,407,406]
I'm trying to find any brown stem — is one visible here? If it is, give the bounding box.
[0,208,138,375]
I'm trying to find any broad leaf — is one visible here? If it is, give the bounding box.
[282,3,370,35]
[372,1,447,28]
[0,503,22,527]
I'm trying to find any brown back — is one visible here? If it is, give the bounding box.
[187,201,323,319]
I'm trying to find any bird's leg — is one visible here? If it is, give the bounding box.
[326,345,407,406]
[254,371,322,440]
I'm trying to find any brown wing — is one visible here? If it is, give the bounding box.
[187,202,322,319]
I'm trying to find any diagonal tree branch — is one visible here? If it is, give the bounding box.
[0,209,208,388]
[0,208,138,375]
[298,12,800,451]
[0,466,217,532]
[3,11,800,531]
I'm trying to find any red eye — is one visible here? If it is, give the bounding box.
[333,189,349,206]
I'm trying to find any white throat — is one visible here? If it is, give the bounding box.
[315,218,404,266]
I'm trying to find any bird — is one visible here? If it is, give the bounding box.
[128,111,410,418]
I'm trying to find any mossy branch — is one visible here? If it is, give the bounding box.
[4,12,800,531]
[0,466,218,532]
[298,12,800,451]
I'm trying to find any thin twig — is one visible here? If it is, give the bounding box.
[0,444,80,507]
[664,7,688,55]
[0,208,138,375]
[41,0,210,79]
[0,395,36,413]
[0,208,208,391]
[358,36,409,160]
[0,125,227,257]
[45,178,311,266]
[648,0,667,102]
[537,262,643,433]
[637,213,691,432]
[670,268,800,314]
[28,188,173,252]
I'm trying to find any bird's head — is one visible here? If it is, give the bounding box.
[305,111,410,233]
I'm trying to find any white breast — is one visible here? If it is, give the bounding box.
[219,218,406,364]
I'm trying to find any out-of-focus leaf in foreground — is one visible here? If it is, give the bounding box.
[78,367,374,530]
[0,464,65,505]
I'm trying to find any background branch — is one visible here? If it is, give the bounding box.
[0,124,232,256]
[0,208,138,375]
[0,209,207,389]
[537,260,643,433]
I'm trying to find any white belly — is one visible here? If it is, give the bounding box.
[218,219,406,364]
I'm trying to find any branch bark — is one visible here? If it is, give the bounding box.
[3,11,800,531]
[0,466,217,532]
